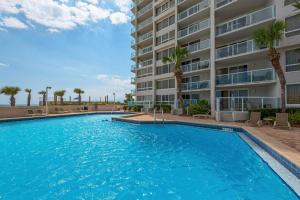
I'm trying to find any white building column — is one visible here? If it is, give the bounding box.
[210,0,216,118]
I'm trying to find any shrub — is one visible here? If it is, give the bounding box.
[188,100,210,115]
[249,108,300,119]
[133,105,143,112]
[289,112,300,126]
[154,104,171,113]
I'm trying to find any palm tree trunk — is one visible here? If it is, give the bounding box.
[79,94,81,105]
[27,94,31,106]
[43,95,46,106]
[10,95,15,107]
[60,96,64,105]
[268,48,286,113]
[175,67,183,109]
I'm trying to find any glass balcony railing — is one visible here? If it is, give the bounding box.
[178,0,209,21]
[182,80,210,91]
[182,60,210,73]
[186,39,210,53]
[137,17,153,31]
[137,3,153,17]
[139,45,153,56]
[178,19,210,38]
[216,68,276,85]
[216,40,265,59]
[215,0,234,8]
[138,31,153,42]
[216,6,275,36]
[131,77,136,84]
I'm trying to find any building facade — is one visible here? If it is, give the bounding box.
[130,0,300,118]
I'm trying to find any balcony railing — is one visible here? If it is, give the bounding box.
[131,77,136,84]
[139,31,153,42]
[182,60,210,73]
[216,68,276,86]
[137,17,153,31]
[216,40,265,59]
[182,80,210,91]
[137,87,153,92]
[216,97,280,112]
[215,0,234,8]
[178,19,210,39]
[138,3,153,17]
[186,39,210,53]
[178,0,209,21]
[139,45,153,56]
[216,6,275,36]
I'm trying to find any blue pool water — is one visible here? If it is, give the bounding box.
[0,114,298,200]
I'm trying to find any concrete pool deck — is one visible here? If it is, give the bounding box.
[113,114,300,174]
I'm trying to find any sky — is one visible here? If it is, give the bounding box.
[0,0,134,105]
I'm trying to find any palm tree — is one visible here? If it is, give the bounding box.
[253,21,286,112]
[162,46,188,109]
[55,90,66,105]
[294,1,300,9]
[38,90,47,106]
[74,88,84,105]
[0,86,21,106]
[124,93,133,103]
[25,88,32,106]
[53,91,59,105]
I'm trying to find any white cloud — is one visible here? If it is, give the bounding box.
[0,0,131,31]
[0,62,8,67]
[96,74,109,80]
[110,12,130,24]
[0,17,28,29]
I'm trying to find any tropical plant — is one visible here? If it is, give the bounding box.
[253,20,287,112]
[53,91,59,105]
[0,86,21,106]
[74,88,84,105]
[38,90,47,106]
[25,88,32,106]
[162,46,188,109]
[55,90,66,105]
[294,1,300,9]
[188,100,210,115]
[124,93,133,103]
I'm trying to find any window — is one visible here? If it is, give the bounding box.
[137,81,153,91]
[156,47,175,61]
[156,15,175,32]
[286,48,300,72]
[287,84,300,104]
[156,64,174,75]
[156,79,175,89]
[156,30,175,46]
[156,94,175,104]
[285,14,300,37]
[136,67,153,78]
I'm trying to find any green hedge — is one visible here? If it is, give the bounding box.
[154,105,171,113]
[188,100,210,115]
[133,105,143,112]
[249,108,300,125]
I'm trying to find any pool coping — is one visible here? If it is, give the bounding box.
[112,116,300,196]
[0,111,137,122]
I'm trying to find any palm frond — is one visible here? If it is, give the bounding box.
[294,1,300,9]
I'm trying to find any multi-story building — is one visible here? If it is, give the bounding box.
[130,0,300,120]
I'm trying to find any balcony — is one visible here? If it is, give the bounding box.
[215,40,266,60]
[178,0,210,22]
[137,17,153,31]
[178,19,210,41]
[216,6,275,37]
[131,77,136,84]
[186,39,210,54]
[215,0,235,8]
[137,31,153,46]
[137,2,153,18]
[138,45,153,57]
[182,80,210,91]
[182,60,210,73]
[137,87,153,92]
[216,68,276,86]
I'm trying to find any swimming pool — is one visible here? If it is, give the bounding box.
[0,114,298,199]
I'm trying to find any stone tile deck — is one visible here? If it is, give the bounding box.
[118,114,300,169]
